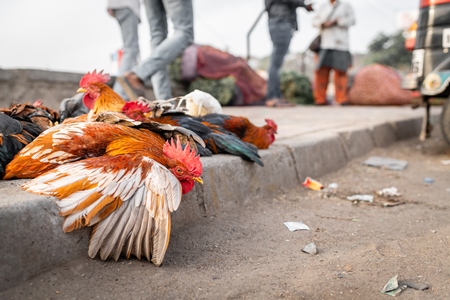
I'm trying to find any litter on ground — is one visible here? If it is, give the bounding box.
[363,156,408,171]
[346,194,374,202]
[284,222,310,231]
[328,183,338,189]
[423,177,434,184]
[302,177,323,191]
[378,187,401,197]
[381,275,429,296]
[381,275,406,296]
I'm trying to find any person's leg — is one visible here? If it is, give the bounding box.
[143,0,172,99]
[313,66,331,105]
[266,21,292,101]
[112,8,140,100]
[130,0,193,84]
[334,69,348,104]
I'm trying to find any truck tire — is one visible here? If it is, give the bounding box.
[441,98,450,145]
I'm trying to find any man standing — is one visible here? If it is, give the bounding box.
[312,0,355,105]
[107,0,141,101]
[118,0,194,101]
[265,0,313,107]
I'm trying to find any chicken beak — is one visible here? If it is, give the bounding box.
[77,88,86,93]
[193,177,203,184]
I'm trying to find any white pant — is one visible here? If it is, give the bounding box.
[112,8,140,100]
[134,0,194,100]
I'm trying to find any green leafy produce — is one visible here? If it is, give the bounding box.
[169,56,182,82]
[188,76,236,106]
[280,71,314,105]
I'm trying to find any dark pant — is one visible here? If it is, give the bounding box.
[266,21,293,100]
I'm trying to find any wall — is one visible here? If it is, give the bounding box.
[0,69,186,111]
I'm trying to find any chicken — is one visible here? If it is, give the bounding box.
[0,102,59,178]
[5,120,203,265]
[122,108,264,166]
[176,89,223,117]
[76,70,126,120]
[1,101,59,131]
[69,70,181,124]
[59,92,89,123]
[201,114,278,149]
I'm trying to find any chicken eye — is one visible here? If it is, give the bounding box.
[176,168,183,174]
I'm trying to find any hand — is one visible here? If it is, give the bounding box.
[305,4,314,11]
[321,20,337,29]
[107,8,115,17]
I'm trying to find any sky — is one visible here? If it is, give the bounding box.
[0,0,419,75]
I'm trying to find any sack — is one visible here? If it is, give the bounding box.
[308,35,321,53]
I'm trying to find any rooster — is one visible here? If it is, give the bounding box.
[4,120,203,266]
[74,70,177,123]
[0,102,59,178]
[67,70,261,164]
[59,92,89,123]
[75,70,126,120]
[121,104,263,166]
[201,114,278,149]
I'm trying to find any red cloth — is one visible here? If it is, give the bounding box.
[195,45,267,105]
[348,64,412,105]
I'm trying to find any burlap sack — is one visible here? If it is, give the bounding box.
[348,64,412,105]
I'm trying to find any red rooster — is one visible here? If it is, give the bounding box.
[5,121,202,265]
[71,70,174,123]
[200,114,278,149]
[76,70,126,120]
[121,105,264,166]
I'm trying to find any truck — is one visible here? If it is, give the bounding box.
[402,0,450,144]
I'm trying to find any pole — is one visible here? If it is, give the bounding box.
[246,9,266,62]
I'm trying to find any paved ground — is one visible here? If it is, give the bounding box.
[0,105,445,298]
[222,105,428,140]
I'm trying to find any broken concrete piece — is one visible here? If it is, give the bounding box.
[302,243,317,255]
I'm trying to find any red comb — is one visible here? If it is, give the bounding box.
[122,101,151,114]
[79,70,110,87]
[163,136,202,176]
[265,119,277,131]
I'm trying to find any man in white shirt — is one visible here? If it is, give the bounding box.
[312,0,355,105]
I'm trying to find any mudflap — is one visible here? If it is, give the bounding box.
[440,97,450,145]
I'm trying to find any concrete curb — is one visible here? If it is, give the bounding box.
[0,114,425,291]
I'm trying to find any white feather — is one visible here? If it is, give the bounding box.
[182,89,222,117]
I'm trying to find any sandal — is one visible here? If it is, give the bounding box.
[116,75,146,101]
[265,98,295,107]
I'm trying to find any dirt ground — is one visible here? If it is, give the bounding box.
[2,129,450,300]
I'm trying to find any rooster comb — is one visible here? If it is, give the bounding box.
[265,119,277,130]
[79,69,110,87]
[163,136,202,176]
[122,101,151,114]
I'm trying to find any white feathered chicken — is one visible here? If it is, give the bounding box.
[176,89,222,117]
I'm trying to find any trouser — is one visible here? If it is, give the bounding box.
[134,0,194,100]
[112,8,140,100]
[266,21,293,100]
[313,67,348,104]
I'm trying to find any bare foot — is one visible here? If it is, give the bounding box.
[265,98,294,107]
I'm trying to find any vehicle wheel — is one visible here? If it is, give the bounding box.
[441,97,450,145]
